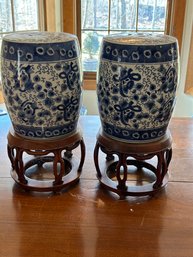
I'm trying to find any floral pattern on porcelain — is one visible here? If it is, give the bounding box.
[97,33,179,143]
[1,32,82,139]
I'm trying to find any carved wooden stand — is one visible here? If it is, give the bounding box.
[94,129,172,197]
[7,128,85,192]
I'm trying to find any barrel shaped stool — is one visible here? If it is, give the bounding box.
[95,33,178,197]
[1,32,85,192]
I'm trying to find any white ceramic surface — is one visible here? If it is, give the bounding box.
[97,33,179,143]
[1,32,82,139]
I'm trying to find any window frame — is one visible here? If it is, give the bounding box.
[73,0,186,89]
[184,20,193,96]
[44,0,63,32]
[0,0,44,85]
[0,0,44,36]
[47,0,186,90]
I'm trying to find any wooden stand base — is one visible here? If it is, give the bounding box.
[94,129,172,198]
[7,128,85,192]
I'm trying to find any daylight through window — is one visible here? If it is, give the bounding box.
[0,0,42,80]
[81,0,168,72]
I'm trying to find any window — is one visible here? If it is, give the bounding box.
[71,0,185,90]
[0,0,44,81]
[0,0,186,90]
[80,0,170,74]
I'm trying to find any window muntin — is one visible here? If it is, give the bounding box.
[0,0,42,81]
[81,0,168,72]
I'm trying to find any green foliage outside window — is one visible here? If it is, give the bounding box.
[83,32,99,59]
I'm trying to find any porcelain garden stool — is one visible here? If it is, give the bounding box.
[1,32,85,192]
[94,33,179,197]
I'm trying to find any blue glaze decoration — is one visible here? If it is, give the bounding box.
[102,40,178,63]
[97,33,179,143]
[1,32,82,139]
[2,40,78,62]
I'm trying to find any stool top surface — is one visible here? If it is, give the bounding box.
[103,33,177,45]
[2,31,77,44]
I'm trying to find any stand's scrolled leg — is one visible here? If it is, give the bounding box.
[153,152,162,189]
[94,142,102,178]
[106,154,114,161]
[116,153,128,190]
[161,153,167,182]
[160,148,172,182]
[78,138,86,173]
[166,148,172,166]
[154,150,170,189]
[53,149,65,185]
[37,158,44,167]
[64,150,73,159]
[14,148,27,184]
[7,145,15,169]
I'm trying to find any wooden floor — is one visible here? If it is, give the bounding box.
[1,114,193,257]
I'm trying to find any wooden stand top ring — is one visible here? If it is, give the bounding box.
[97,129,172,154]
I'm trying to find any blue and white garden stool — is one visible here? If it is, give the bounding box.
[94,33,179,197]
[1,32,85,191]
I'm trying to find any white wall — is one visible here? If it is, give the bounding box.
[82,90,99,115]
[83,0,193,117]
